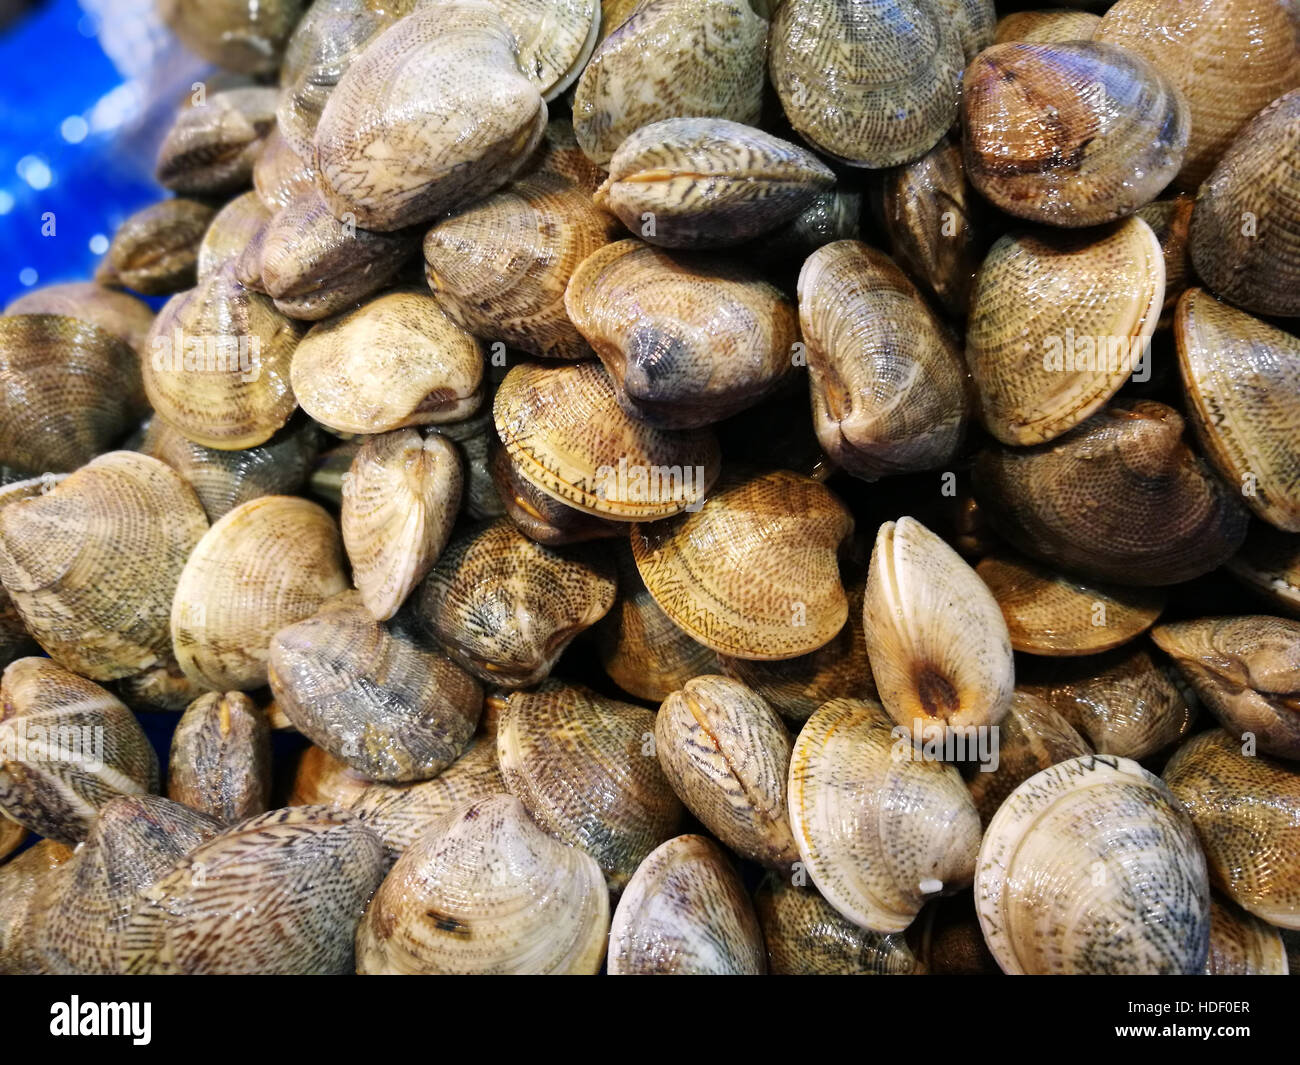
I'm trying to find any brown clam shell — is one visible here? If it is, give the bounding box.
[167,692,270,824]
[5,282,153,355]
[155,86,278,196]
[103,198,217,295]
[157,0,304,75]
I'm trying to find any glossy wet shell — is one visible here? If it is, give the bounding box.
[104,198,217,295]
[865,517,1015,735]
[655,675,799,870]
[976,754,1210,973]
[1095,0,1300,190]
[157,0,305,75]
[416,518,617,688]
[1153,616,1300,761]
[116,657,211,714]
[976,552,1166,656]
[434,411,506,522]
[167,692,271,824]
[753,874,920,975]
[993,9,1101,44]
[631,469,853,660]
[291,289,484,435]
[770,0,963,168]
[961,42,1189,227]
[341,430,462,621]
[1189,88,1300,317]
[120,806,386,974]
[1176,288,1300,531]
[1205,895,1289,975]
[1135,193,1195,327]
[497,683,682,889]
[787,698,982,933]
[0,818,23,862]
[1164,730,1300,930]
[0,451,209,680]
[973,400,1250,586]
[288,744,375,808]
[493,360,721,519]
[798,241,969,479]
[0,658,159,845]
[0,314,143,473]
[252,127,318,211]
[491,443,624,546]
[607,834,766,974]
[171,495,349,690]
[484,0,601,101]
[594,118,836,249]
[0,840,75,974]
[967,219,1165,446]
[743,186,864,264]
[573,0,767,166]
[355,795,609,974]
[5,282,154,354]
[269,591,483,782]
[523,116,607,194]
[314,4,547,231]
[155,86,278,196]
[142,267,303,450]
[423,172,617,361]
[197,192,272,280]
[1227,523,1300,616]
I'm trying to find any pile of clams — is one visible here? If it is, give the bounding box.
[2,0,1299,977]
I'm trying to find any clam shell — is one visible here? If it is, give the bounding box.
[743,186,863,265]
[0,451,208,680]
[0,477,60,669]
[5,282,154,355]
[0,839,75,974]
[1164,729,1300,930]
[938,0,995,60]
[631,469,854,660]
[487,0,601,101]
[1205,894,1289,975]
[355,794,609,974]
[967,218,1165,446]
[565,240,800,428]
[104,198,217,295]
[497,682,682,888]
[493,360,721,518]
[993,9,1101,44]
[977,754,1210,973]
[961,42,1189,227]
[522,116,607,194]
[864,517,1015,736]
[116,657,211,714]
[171,495,349,690]
[288,744,373,808]
[770,0,963,168]
[1176,288,1300,531]
[798,240,969,479]
[290,288,484,435]
[608,834,765,974]
[155,86,278,196]
[1135,193,1195,328]
[167,692,271,824]
[787,697,982,933]
[433,411,507,522]
[252,127,318,211]
[197,191,272,280]
[0,818,24,863]
[156,0,304,75]
[490,443,623,546]
[424,172,617,360]
[341,429,463,621]
[0,658,159,845]
[1227,522,1300,616]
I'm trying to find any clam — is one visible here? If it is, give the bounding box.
[171,495,349,690]
[116,657,212,714]
[914,896,1000,974]
[341,429,463,621]
[564,241,800,428]
[961,42,1189,227]
[0,451,208,680]
[433,412,507,522]
[938,0,995,60]
[167,692,271,824]
[290,288,484,435]
[973,400,1251,586]
[1095,0,1300,190]
[415,518,617,687]
[594,118,836,249]
[0,840,75,974]
[0,314,143,473]
[424,171,617,361]
[753,874,920,975]
[356,794,608,974]
[258,190,420,321]
[656,675,799,869]
[798,241,969,479]
[121,806,386,974]
[1227,522,1300,616]
[976,551,1166,657]
[1175,288,1300,531]
[1135,193,1195,328]
[769,0,963,168]
[269,591,483,782]
[491,444,623,546]
[0,658,159,845]
[787,698,982,933]
[977,754,1210,973]
[1205,895,1288,976]
[253,127,317,211]
[143,266,303,450]
[1152,616,1300,762]
[631,469,853,660]
[0,818,23,863]
[484,0,601,101]
[314,3,547,231]
[572,0,767,166]
[1020,644,1194,761]
[1164,729,1300,930]
[197,191,272,280]
[140,414,322,522]
[493,360,721,519]
[102,198,217,295]
[1189,87,1300,317]
[523,116,607,194]
[289,744,374,808]
[5,282,154,355]
[993,9,1101,44]
[0,477,60,668]
[864,517,1015,737]
[966,218,1165,446]
[744,186,864,266]
[497,682,682,888]
[155,86,278,196]
[157,0,305,75]
[607,834,765,974]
